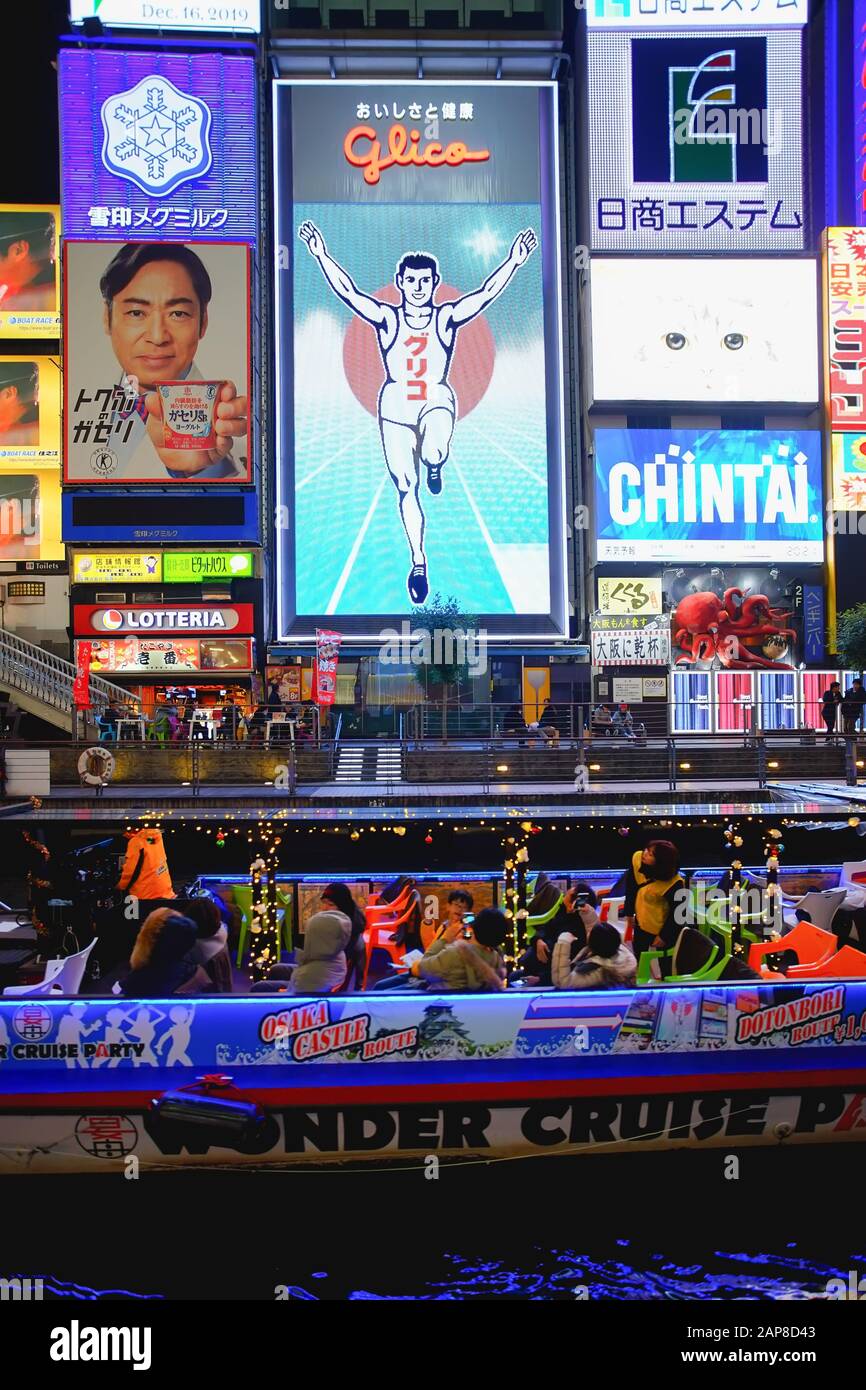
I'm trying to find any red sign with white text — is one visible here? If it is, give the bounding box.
[73,603,255,636]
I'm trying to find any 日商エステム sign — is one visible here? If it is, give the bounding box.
[587,29,805,252]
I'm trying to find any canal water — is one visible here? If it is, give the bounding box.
[6,1145,865,1301]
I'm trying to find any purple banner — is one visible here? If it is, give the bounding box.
[59,49,257,243]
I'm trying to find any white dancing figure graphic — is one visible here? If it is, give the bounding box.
[298,221,537,604]
[154,1005,194,1067]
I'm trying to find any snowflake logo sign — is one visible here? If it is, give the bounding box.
[100,74,213,198]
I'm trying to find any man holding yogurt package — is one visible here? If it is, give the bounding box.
[97,243,248,481]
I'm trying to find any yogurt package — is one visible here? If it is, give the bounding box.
[156,380,223,450]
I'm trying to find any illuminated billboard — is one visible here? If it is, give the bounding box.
[71,549,255,583]
[63,240,251,485]
[82,636,254,674]
[0,471,63,562]
[857,2,866,225]
[826,228,866,434]
[0,205,60,337]
[0,356,60,468]
[594,429,823,563]
[587,0,807,26]
[73,602,255,634]
[589,258,818,405]
[59,51,257,243]
[273,81,568,639]
[69,0,261,31]
[587,29,804,251]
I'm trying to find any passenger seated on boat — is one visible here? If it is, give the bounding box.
[410,908,508,992]
[289,908,352,995]
[183,896,233,993]
[518,877,593,985]
[552,922,636,991]
[120,910,211,998]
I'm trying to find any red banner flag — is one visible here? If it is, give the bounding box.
[72,641,92,709]
[314,629,341,706]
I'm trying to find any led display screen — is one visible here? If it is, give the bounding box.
[587,29,804,251]
[273,81,568,639]
[0,205,60,337]
[589,258,818,405]
[0,356,60,468]
[594,428,824,563]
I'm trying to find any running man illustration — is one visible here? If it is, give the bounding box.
[298,221,537,604]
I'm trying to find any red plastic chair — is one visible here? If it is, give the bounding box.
[748,921,841,979]
[788,945,866,979]
[361,896,415,989]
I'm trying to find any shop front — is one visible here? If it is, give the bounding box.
[71,562,260,730]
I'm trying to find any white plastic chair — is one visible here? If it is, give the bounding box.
[841,860,866,890]
[782,888,847,935]
[3,939,96,997]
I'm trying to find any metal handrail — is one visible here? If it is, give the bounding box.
[0,628,128,724]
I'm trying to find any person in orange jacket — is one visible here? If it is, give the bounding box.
[116,829,176,903]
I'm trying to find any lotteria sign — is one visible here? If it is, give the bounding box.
[594,429,823,563]
[74,603,254,635]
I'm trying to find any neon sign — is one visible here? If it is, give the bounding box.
[343,124,491,187]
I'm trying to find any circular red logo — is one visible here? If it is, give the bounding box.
[101,609,124,631]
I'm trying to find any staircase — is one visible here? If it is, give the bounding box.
[0,628,129,735]
[334,742,404,784]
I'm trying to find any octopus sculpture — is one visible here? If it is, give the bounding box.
[672,587,797,669]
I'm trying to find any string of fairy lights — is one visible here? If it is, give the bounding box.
[125,811,860,837]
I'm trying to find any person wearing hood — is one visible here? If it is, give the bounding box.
[290,907,352,994]
[120,909,210,997]
[552,919,636,990]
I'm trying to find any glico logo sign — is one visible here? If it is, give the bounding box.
[343,123,490,187]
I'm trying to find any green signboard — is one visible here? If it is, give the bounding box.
[162,552,255,583]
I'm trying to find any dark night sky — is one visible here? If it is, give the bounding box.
[5,1,68,205]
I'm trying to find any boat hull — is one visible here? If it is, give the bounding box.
[2,982,865,1170]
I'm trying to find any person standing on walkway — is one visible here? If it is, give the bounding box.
[841,678,866,736]
[821,681,842,741]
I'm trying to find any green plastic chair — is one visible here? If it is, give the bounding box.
[525,880,565,941]
[233,885,292,966]
[637,933,731,986]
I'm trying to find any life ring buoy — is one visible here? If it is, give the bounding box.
[78,747,115,786]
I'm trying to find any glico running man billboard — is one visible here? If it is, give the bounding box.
[594,429,823,564]
[273,82,568,639]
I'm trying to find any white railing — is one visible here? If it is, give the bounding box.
[0,628,128,727]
